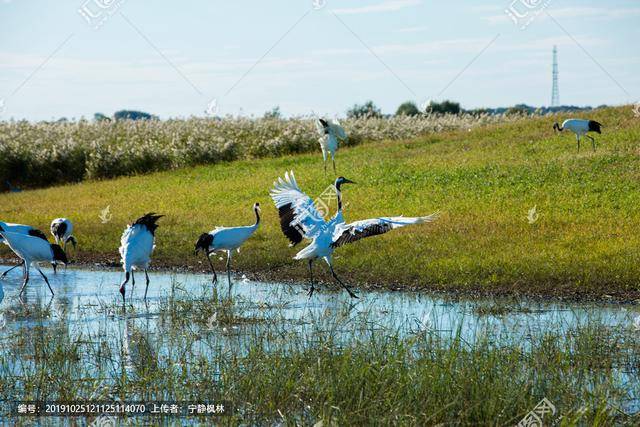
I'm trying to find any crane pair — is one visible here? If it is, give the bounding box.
[191,172,438,300]
[0,218,76,296]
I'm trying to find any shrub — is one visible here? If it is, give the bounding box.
[346,101,383,119]
[395,101,420,116]
[424,100,461,115]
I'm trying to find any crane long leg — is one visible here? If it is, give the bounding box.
[19,264,30,295]
[130,270,135,292]
[586,134,596,151]
[35,266,54,296]
[329,265,358,299]
[332,157,336,175]
[144,269,150,300]
[307,260,315,298]
[206,251,218,285]
[576,135,581,152]
[119,272,130,305]
[0,261,23,279]
[226,251,232,285]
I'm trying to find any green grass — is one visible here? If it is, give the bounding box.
[2,106,640,298]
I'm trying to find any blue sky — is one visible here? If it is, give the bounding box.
[0,0,638,120]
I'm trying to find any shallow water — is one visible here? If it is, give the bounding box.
[0,263,637,345]
[1,264,639,417]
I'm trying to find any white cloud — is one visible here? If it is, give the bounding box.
[333,0,421,15]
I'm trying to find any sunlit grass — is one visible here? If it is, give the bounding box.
[1,106,639,297]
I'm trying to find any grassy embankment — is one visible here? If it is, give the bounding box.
[1,106,639,298]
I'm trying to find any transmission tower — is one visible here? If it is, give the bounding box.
[551,45,559,107]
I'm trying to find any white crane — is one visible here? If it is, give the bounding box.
[315,118,347,175]
[0,221,49,279]
[553,119,603,151]
[0,230,68,296]
[270,171,439,298]
[118,213,163,303]
[195,203,261,286]
[50,218,77,251]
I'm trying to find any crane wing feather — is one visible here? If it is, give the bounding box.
[331,212,439,248]
[270,171,327,246]
[314,118,328,136]
[329,121,347,140]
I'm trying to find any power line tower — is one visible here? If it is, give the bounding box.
[551,45,560,107]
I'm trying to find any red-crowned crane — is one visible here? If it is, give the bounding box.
[553,119,603,151]
[0,221,50,279]
[315,118,347,175]
[118,213,163,303]
[194,203,261,287]
[270,171,438,298]
[50,218,77,251]
[0,230,68,296]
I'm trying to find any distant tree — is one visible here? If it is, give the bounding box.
[424,100,461,115]
[94,112,111,122]
[395,101,420,116]
[505,104,533,115]
[466,107,490,116]
[263,106,282,119]
[113,110,158,121]
[346,100,382,119]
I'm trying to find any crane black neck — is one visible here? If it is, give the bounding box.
[335,186,343,211]
[254,206,261,225]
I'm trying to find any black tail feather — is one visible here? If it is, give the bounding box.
[29,228,49,241]
[51,244,68,265]
[588,120,603,134]
[132,213,164,235]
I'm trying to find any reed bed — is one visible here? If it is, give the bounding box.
[0,114,514,189]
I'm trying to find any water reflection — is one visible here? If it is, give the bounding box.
[0,264,637,346]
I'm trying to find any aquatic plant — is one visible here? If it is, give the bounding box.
[0,284,638,425]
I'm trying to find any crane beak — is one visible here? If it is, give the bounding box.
[343,178,356,184]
